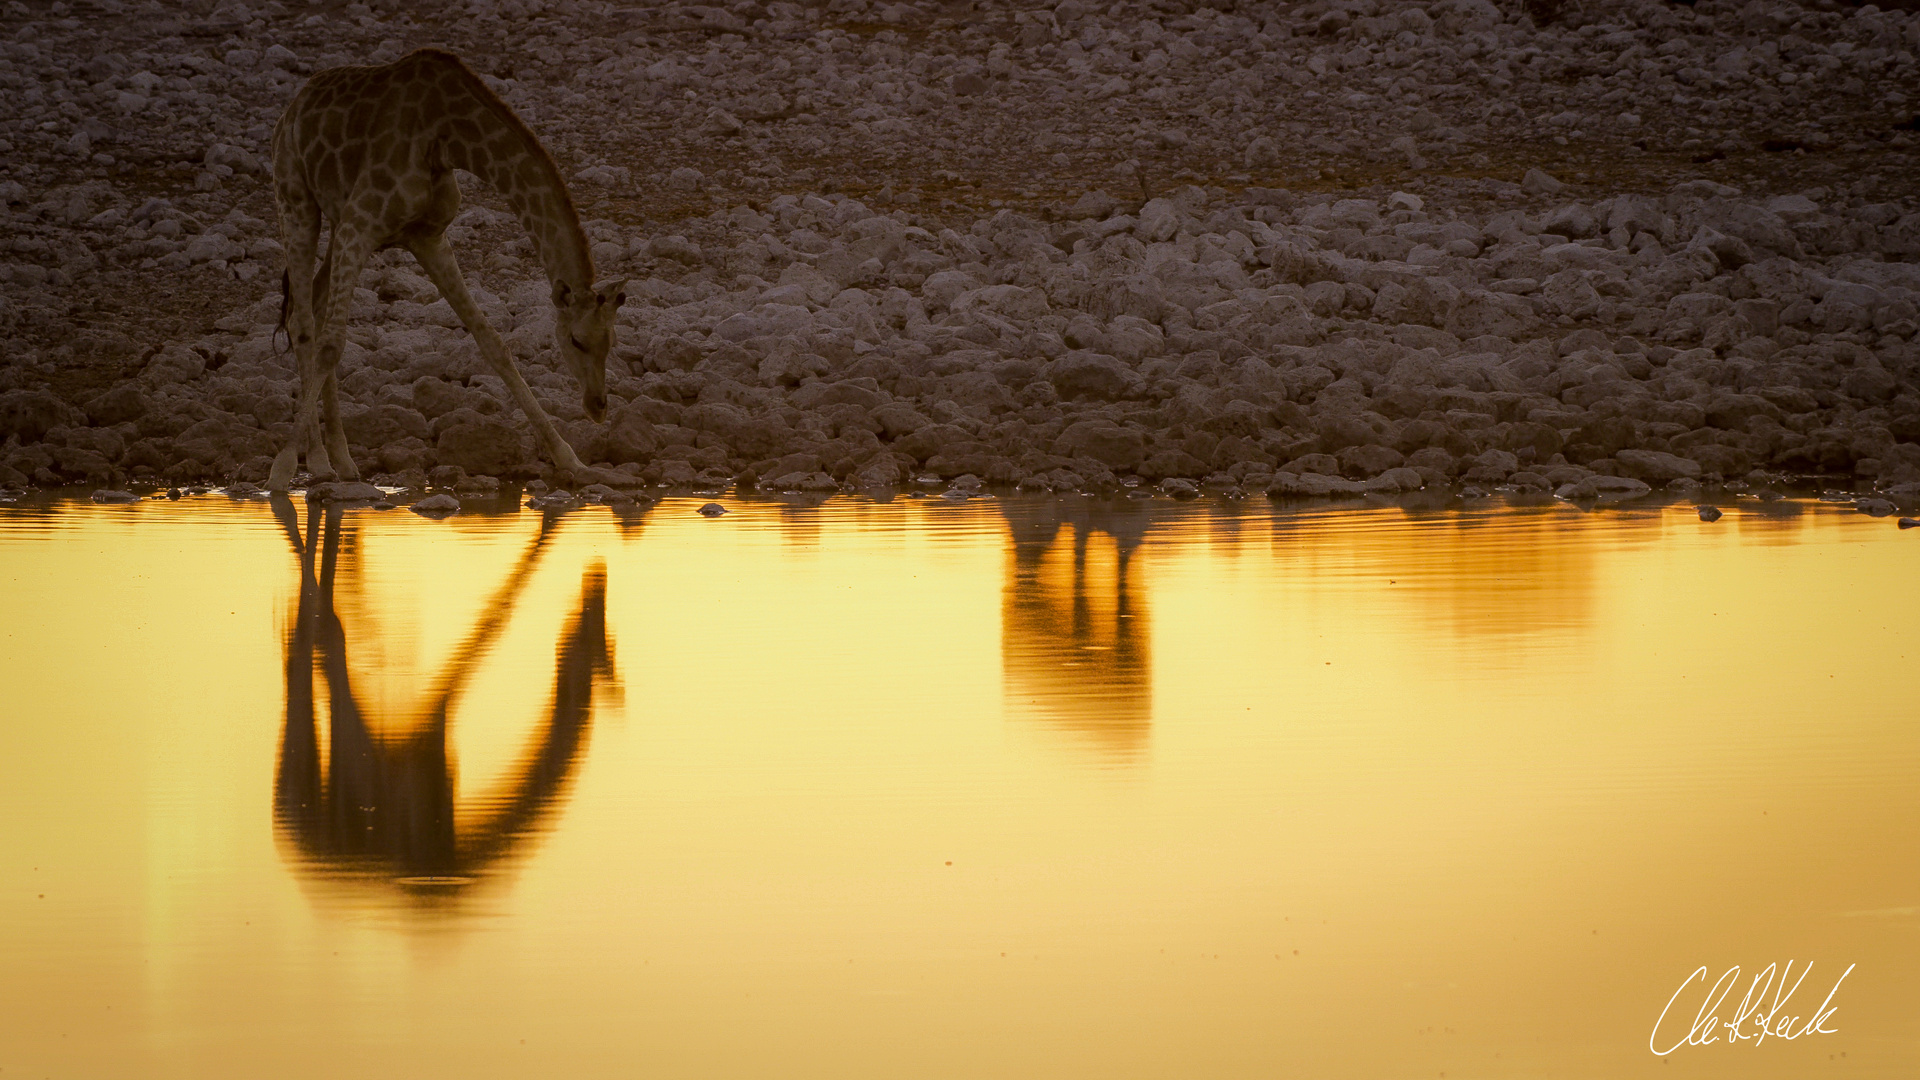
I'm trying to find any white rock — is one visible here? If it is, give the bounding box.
[1521,168,1566,196]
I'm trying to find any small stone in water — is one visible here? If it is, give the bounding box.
[1698,506,1723,522]
[166,488,182,500]
[697,502,729,517]
[1855,498,1895,517]
[90,490,139,503]
[1899,518,1918,530]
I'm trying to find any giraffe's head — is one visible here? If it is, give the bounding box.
[553,279,627,423]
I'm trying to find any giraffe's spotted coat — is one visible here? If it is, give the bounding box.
[267,48,626,493]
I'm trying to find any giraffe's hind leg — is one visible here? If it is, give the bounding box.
[300,223,376,484]
[270,169,324,491]
[280,240,337,485]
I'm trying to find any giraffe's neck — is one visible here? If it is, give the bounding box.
[440,92,593,296]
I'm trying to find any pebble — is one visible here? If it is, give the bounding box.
[1697,505,1723,522]
[697,502,729,517]
[89,489,138,503]
[1855,498,1897,517]
[1900,517,1918,529]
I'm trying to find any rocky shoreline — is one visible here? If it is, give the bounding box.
[1,0,1917,510]
[13,478,1918,531]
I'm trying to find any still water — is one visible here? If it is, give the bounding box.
[0,491,1914,1079]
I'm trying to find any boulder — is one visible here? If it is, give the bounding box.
[1053,420,1146,470]
[1336,443,1405,478]
[0,390,81,443]
[1045,352,1143,401]
[435,414,530,475]
[84,384,151,427]
[1614,449,1702,482]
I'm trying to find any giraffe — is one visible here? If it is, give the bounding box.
[268,47,626,492]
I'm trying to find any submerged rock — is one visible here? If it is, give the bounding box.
[697,502,729,517]
[89,489,139,503]
[306,481,386,503]
[1555,476,1653,502]
[1855,498,1896,517]
[1159,477,1200,499]
[1698,505,1723,522]
[409,493,460,518]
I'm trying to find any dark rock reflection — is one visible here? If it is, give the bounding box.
[998,498,1156,763]
[271,498,613,900]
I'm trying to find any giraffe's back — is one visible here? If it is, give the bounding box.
[273,50,495,234]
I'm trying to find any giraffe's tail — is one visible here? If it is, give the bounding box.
[273,269,291,356]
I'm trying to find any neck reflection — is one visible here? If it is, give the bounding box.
[1000,499,1155,764]
[271,498,613,903]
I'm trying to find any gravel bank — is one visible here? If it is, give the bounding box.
[1,0,1918,508]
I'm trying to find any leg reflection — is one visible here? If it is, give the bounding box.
[999,499,1155,762]
[271,497,613,895]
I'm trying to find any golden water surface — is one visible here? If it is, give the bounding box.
[0,492,1914,1079]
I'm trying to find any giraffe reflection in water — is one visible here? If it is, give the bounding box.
[999,499,1156,762]
[271,497,614,896]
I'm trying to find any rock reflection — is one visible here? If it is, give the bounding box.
[999,498,1155,762]
[271,498,613,901]
[1266,502,1605,641]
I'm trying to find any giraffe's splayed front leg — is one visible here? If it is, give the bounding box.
[267,422,336,493]
[320,374,359,481]
[306,439,337,484]
[323,435,359,482]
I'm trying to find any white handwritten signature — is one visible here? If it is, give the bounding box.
[1650,962,1854,1055]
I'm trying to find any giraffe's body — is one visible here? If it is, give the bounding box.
[268,47,624,492]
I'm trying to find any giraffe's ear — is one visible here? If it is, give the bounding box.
[552,280,572,306]
[599,279,628,308]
